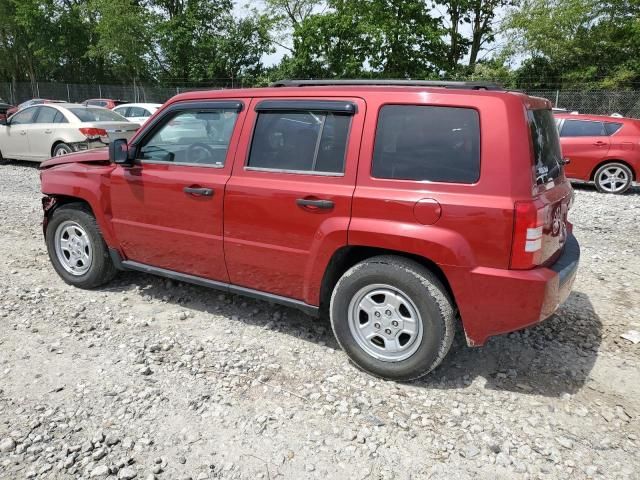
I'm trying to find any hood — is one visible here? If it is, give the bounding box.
[40,147,110,170]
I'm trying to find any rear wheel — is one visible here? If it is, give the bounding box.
[52,143,73,157]
[45,203,117,288]
[330,256,455,381]
[594,162,633,194]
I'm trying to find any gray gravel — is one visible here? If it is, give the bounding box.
[1,162,639,479]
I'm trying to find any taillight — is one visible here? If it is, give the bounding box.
[79,127,108,139]
[510,201,547,269]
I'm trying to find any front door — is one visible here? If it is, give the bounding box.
[110,100,247,281]
[224,97,365,303]
[559,119,610,179]
[2,106,37,160]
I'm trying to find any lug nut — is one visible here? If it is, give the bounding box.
[391,320,398,327]
[385,329,392,335]
[374,323,381,329]
[374,311,381,317]
[385,310,392,316]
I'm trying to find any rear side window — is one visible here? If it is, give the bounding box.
[371,105,480,183]
[528,109,563,184]
[604,122,623,135]
[247,111,351,174]
[560,120,606,137]
[69,108,126,122]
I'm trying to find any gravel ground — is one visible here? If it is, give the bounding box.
[1,162,639,480]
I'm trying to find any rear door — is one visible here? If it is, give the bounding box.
[29,106,69,160]
[110,100,247,281]
[558,118,609,179]
[224,97,364,303]
[528,109,573,264]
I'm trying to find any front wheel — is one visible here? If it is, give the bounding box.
[330,256,455,381]
[45,203,117,288]
[594,162,633,194]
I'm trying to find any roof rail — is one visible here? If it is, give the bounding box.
[270,79,504,91]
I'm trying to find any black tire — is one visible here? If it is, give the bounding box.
[52,143,73,157]
[0,148,10,165]
[330,256,455,381]
[45,203,117,289]
[593,162,633,194]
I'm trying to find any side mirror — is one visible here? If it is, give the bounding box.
[109,138,131,165]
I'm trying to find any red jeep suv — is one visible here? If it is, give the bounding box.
[555,113,639,194]
[38,80,580,380]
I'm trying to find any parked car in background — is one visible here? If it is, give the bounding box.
[0,103,139,163]
[82,98,128,110]
[37,80,580,381]
[555,113,639,194]
[6,99,65,117]
[0,101,13,124]
[112,103,161,125]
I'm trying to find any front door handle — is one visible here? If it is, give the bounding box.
[296,198,334,209]
[183,186,214,197]
[593,141,607,146]
[19,130,27,135]
[44,129,53,134]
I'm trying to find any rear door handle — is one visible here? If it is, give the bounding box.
[593,141,607,146]
[296,198,334,209]
[183,186,214,197]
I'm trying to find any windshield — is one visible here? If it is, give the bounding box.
[528,109,563,185]
[69,108,127,122]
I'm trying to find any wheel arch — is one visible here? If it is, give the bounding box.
[590,159,636,181]
[318,246,457,317]
[50,140,69,157]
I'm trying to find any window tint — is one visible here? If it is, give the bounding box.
[10,108,37,125]
[247,111,351,173]
[113,107,128,117]
[372,105,480,183]
[69,108,126,122]
[560,120,605,137]
[35,107,59,123]
[139,109,238,166]
[528,109,563,185]
[604,122,623,135]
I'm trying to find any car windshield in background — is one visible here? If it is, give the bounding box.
[69,108,126,122]
[528,109,563,185]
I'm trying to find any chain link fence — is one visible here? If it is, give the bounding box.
[2,81,640,118]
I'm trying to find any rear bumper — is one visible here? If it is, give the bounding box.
[448,234,580,346]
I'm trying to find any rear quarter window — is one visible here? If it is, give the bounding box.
[371,105,480,183]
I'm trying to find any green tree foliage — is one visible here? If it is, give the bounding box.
[505,0,640,88]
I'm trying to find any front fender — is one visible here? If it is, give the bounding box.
[40,162,117,246]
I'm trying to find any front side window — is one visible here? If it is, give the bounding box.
[372,105,480,183]
[247,110,351,174]
[138,108,238,166]
[10,107,37,125]
[560,120,606,137]
[129,106,150,118]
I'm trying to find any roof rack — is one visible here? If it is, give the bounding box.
[270,79,503,91]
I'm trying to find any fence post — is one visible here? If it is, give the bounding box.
[555,90,560,108]
[9,83,13,104]
[66,84,70,102]
[98,85,102,98]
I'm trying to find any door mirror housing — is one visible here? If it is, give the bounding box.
[110,138,132,165]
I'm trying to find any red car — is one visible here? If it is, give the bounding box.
[82,98,128,110]
[6,99,65,117]
[555,113,639,194]
[38,80,580,380]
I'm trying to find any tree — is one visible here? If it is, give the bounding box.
[436,0,516,72]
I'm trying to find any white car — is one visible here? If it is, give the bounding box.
[0,103,140,162]
[112,103,162,125]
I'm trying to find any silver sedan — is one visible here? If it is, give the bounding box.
[0,103,140,163]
